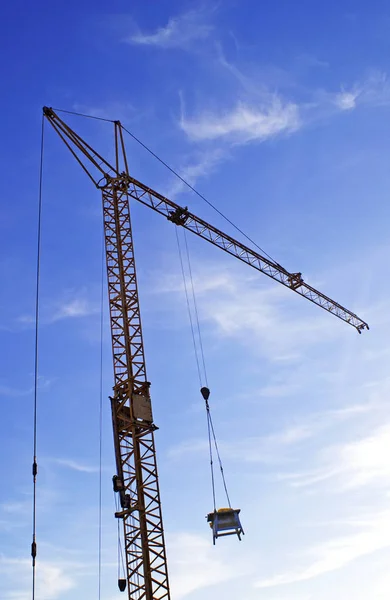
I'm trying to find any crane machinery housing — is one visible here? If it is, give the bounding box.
[41,106,369,600]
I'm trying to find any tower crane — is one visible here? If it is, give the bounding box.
[42,107,368,600]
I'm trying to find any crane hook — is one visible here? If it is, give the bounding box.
[201,387,210,401]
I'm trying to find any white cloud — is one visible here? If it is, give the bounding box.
[191,270,342,359]
[127,9,214,50]
[330,71,390,113]
[338,423,390,488]
[0,384,31,397]
[0,501,30,514]
[281,419,390,491]
[168,402,376,465]
[0,487,59,525]
[334,90,360,110]
[168,438,208,460]
[36,562,75,598]
[168,428,310,466]
[165,148,226,199]
[180,58,390,157]
[180,98,300,144]
[51,297,93,321]
[0,375,52,398]
[155,269,236,296]
[256,509,390,588]
[52,458,100,473]
[0,558,75,600]
[18,293,97,325]
[167,532,248,598]
[154,265,342,361]
[360,71,390,105]
[0,519,25,533]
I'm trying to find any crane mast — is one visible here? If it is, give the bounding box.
[42,107,368,600]
[43,107,170,599]
[103,169,170,599]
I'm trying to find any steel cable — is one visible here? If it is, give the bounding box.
[98,225,105,600]
[175,228,202,386]
[183,231,208,387]
[120,124,280,266]
[31,114,45,600]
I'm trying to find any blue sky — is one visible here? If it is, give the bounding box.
[2,1,390,599]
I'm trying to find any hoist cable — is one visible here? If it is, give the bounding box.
[206,406,217,512]
[183,231,208,387]
[115,495,121,580]
[98,226,105,600]
[119,538,125,580]
[177,219,232,510]
[207,410,232,509]
[118,524,126,580]
[117,513,121,581]
[205,402,232,509]
[32,114,45,600]
[120,124,280,266]
[175,228,202,386]
[114,493,126,583]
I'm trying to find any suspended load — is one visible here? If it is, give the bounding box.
[118,578,127,592]
[207,508,244,545]
[200,388,244,543]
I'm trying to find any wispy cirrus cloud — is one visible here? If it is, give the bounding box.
[218,42,390,116]
[184,270,340,357]
[152,263,361,363]
[179,71,389,148]
[168,402,378,465]
[127,8,214,50]
[180,97,300,144]
[0,557,76,600]
[52,458,100,473]
[18,292,97,325]
[334,89,361,111]
[168,426,312,465]
[167,532,249,599]
[180,56,390,152]
[165,147,226,199]
[281,420,390,491]
[331,71,390,112]
[0,383,33,397]
[0,375,52,398]
[50,297,93,321]
[256,509,390,588]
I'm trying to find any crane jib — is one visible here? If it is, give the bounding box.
[125,176,369,334]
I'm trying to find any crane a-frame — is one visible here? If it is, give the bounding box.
[42,107,368,600]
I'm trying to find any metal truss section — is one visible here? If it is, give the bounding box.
[126,176,369,334]
[103,181,170,600]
